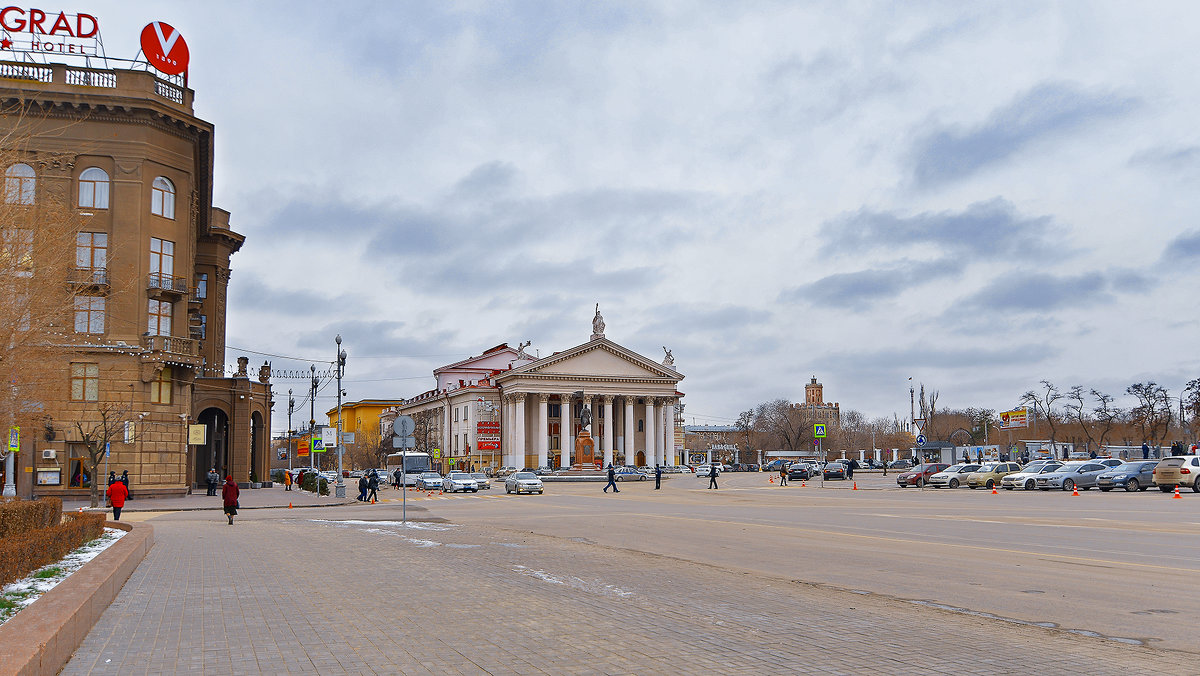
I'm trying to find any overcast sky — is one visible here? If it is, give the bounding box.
[81,2,1200,431]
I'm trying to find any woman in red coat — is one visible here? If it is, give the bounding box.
[221,476,240,525]
[106,479,129,521]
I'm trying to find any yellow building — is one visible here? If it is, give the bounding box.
[325,399,407,455]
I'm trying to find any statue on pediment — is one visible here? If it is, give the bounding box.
[591,303,605,340]
[517,340,532,360]
[662,346,674,367]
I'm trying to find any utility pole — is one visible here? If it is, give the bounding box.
[287,389,294,472]
[334,334,347,498]
[310,364,318,472]
[909,377,915,430]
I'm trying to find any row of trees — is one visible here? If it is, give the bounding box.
[1017,380,1198,453]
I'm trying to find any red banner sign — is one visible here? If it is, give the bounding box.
[0,7,99,54]
[140,20,188,75]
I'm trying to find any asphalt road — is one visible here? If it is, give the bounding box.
[423,470,1200,653]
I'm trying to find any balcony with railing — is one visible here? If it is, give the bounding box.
[0,59,192,111]
[147,272,189,298]
[140,333,202,368]
[67,267,109,290]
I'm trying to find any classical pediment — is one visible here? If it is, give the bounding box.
[501,339,681,383]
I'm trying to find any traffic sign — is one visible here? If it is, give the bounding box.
[916,434,926,445]
[432,448,442,460]
[392,415,415,437]
[391,435,416,449]
[813,424,826,438]
[321,427,338,449]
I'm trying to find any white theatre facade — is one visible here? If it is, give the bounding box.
[393,314,685,472]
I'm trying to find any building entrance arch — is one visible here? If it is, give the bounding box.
[250,411,263,481]
[635,451,645,466]
[196,407,229,487]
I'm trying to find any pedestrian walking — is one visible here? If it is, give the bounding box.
[106,478,129,521]
[655,464,662,490]
[708,464,719,489]
[603,465,619,493]
[357,474,369,501]
[108,470,116,488]
[283,470,292,491]
[779,465,788,486]
[120,469,130,499]
[1141,442,1150,459]
[393,468,403,489]
[206,468,219,496]
[221,476,239,525]
[846,460,855,481]
[367,471,379,502]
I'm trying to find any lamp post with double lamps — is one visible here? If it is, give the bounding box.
[334,334,347,498]
[287,389,294,472]
[309,364,317,472]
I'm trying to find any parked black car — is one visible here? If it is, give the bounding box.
[1097,461,1158,492]
[823,462,847,480]
[786,464,811,480]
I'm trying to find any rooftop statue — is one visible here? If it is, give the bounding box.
[662,346,674,367]
[591,303,605,340]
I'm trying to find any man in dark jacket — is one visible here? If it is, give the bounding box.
[708,464,719,489]
[206,468,219,496]
[367,471,379,502]
[655,464,662,490]
[357,474,369,501]
[603,465,619,493]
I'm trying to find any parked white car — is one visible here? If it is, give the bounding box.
[444,472,479,493]
[505,472,544,494]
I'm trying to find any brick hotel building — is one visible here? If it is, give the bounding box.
[0,54,271,497]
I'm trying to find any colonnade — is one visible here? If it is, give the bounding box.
[500,392,677,470]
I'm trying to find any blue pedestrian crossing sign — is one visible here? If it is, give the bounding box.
[813,424,826,438]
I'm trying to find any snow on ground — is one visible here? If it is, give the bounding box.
[0,527,126,626]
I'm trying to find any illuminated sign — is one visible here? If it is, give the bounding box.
[139,20,187,75]
[0,7,100,54]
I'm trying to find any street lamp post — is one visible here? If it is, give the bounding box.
[310,364,317,472]
[334,334,347,498]
[287,389,294,472]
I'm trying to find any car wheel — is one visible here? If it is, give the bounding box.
[1125,479,1139,492]
[1063,479,1074,491]
[1160,485,1173,493]
[506,486,512,494]
[949,478,959,489]
[1193,479,1200,493]
[985,479,994,489]
[914,478,923,487]
[1024,479,1036,490]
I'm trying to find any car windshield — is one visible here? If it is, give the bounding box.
[449,473,471,479]
[471,473,486,478]
[1057,462,1087,471]
[514,472,537,480]
[421,472,440,478]
[977,464,998,472]
[1112,463,1142,472]
[1158,458,1184,468]
[1036,465,1062,473]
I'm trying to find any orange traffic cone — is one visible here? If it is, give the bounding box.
[78,507,83,513]
[801,481,806,487]
[1173,486,1182,499]
[991,485,998,495]
[769,476,775,484]
[288,502,293,509]
[853,482,858,490]
[371,498,375,504]
[1072,484,1080,496]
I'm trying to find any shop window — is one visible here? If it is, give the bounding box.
[74,295,105,333]
[5,163,35,204]
[70,362,98,401]
[151,366,173,404]
[78,167,109,208]
[151,176,175,218]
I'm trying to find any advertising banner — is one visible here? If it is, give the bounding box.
[298,437,310,458]
[999,409,1029,429]
[477,420,500,450]
[8,426,18,453]
[188,424,207,445]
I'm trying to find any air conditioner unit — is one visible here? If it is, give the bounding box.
[42,449,56,460]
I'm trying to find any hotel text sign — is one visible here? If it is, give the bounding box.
[0,7,100,54]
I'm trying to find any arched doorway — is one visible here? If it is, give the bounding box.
[635,451,645,466]
[250,412,263,481]
[196,407,229,488]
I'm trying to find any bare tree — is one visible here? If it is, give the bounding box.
[1089,389,1122,449]
[1183,379,1200,443]
[1127,382,1172,448]
[753,399,813,453]
[1020,381,1063,451]
[1063,386,1097,453]
[74,401,133,507]
[735,409,755,459]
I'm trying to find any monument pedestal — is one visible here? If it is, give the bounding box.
[572,430,597,470]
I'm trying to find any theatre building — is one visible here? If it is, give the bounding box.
[0,21,271,497]
[393,308,685,472]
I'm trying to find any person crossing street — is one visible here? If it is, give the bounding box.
[655,464,662,490]
[604,464,620,493]
[708,464,719,489]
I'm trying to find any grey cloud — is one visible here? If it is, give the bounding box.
[911,82,1138,187]
[295,319,458,360]
[779,258,964,309]
[1129,145,1200,172]
[229,273,358,316]
[451,161,519,200]
[818,198,1061,260]
[1161,230,1200,264]
[954,271,1129,314]
[823,343,1060,373]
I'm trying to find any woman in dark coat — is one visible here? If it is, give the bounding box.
[221,476,240,525]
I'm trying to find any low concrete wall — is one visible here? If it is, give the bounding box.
[0,520,154,676]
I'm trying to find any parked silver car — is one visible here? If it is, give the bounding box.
[470,472,491,489]
[1035,462,1109,491]
[415,472,444,490]
[1000,460,1064,491]
[505,472,544,494]
[927,464,981,488]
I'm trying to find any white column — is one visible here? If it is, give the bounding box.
[663,398,675,466]
[624,397,635,466]
[644,397,656,468]
[515,394,527,470]
[602,395,614,470]
[537,393,549,469]
[443,402,452,469]
[561,395,574,468]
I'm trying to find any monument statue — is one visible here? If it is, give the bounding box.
[591,303,605,340]
[579,402,592,431]
[662,346,674,367]
[516,340,532,360]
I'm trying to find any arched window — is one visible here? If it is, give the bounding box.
[151,176,175,218]
[78,167,109,209]
[5,163,35,205]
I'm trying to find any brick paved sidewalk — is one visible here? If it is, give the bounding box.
[59,504,1186,675]
[62,484,361,512]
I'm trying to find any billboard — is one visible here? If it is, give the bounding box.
[297,437,310,458]
[999,408,1028,429]
[477,420,500,451]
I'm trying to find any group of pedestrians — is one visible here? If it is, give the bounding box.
[358,470,380,502]
[603,464,671,493]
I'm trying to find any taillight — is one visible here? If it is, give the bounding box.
[1182,468,1191,475]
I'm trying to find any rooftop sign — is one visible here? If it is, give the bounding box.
[139,20,187,75]
[0,7,100,54]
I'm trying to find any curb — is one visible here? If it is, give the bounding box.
[71,497,360,514]
[0,520,154,676]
